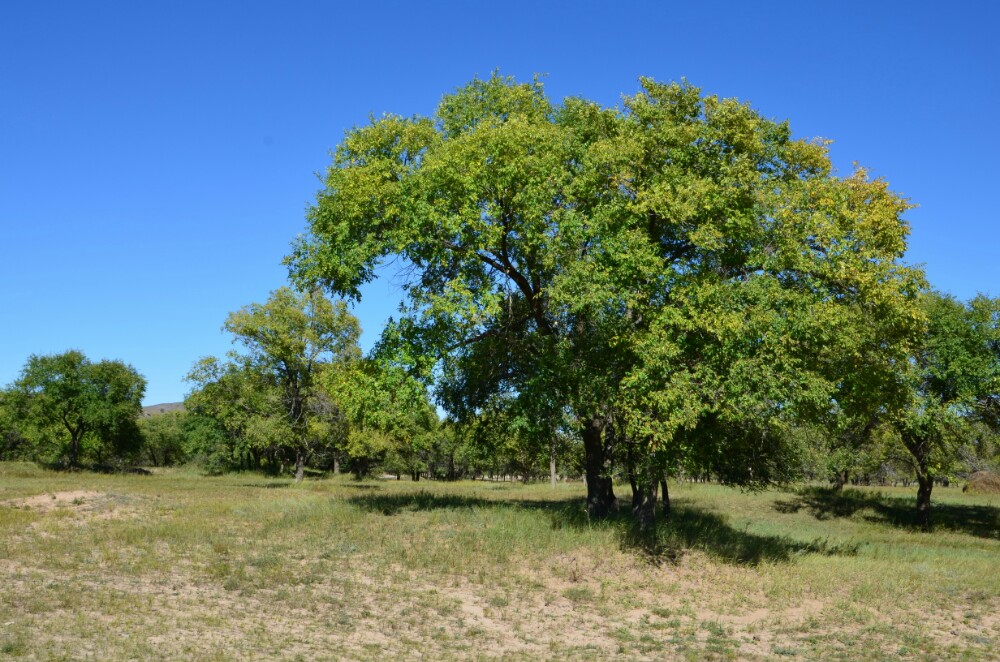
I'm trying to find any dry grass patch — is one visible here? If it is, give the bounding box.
[964,471,1000,495]
[0,466,998,660]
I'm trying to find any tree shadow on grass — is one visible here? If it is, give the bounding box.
[349,490,492,516]
[774,487,1000,539]
[238,480,384,491]
[347,490,859,566]
[628,506,859,566]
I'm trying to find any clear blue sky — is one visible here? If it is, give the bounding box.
[2,1,997,405]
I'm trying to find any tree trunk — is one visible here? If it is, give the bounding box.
[68,431,82,469]
[632,479,658,530]
[916,467,933,528]
[550,444,557,489]
[660,477,670,522]
[582,416,615,519]
[629,471,640,512]
[333,454,340,475]
[294,450,305,483]
[833,469,849,491]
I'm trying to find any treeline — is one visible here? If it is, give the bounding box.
[0,345,585,482]
[2,295,997,492]
[69,406,586,483]
[3,363,997,492]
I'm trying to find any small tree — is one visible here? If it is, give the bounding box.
[7,350,146,468]
[187,287,361,482]
[894,293,1000,526]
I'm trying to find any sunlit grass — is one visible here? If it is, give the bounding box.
[1,463,997,659]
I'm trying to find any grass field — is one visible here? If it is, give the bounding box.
[1,462,998,660]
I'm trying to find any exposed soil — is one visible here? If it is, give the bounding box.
[3,490,140,521]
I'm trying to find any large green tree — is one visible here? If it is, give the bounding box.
[287,74,923,517]
[7,350,146,468]
[187,287,361,482]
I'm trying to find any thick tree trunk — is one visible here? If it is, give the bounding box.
[916,468,933,528]
[582,416,615,519]
[333,454,340,475]
[294,450,305,483]
[833,469,849,491]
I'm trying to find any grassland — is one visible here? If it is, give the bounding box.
[1,462,998,660]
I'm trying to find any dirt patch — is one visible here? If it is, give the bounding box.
[5,490,104,510]
[2,491,140,521]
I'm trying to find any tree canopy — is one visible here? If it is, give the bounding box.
[891,292,1000,525]
[324,357,438,479]
[287,74,925,517]
[5,350,146,468]
[186,287,361,481]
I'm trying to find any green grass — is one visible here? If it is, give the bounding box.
[0,462,998,660]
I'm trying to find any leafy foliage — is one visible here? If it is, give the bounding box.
[324,358,438,479]
[4,350,145,467]
[185,287,361,480]
[137,410,189,467]
[891,292,1000,524]
[287,74,924,515]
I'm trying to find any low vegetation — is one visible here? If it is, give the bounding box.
[1,463,998,660]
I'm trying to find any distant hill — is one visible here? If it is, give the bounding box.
[142,402,185,418]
